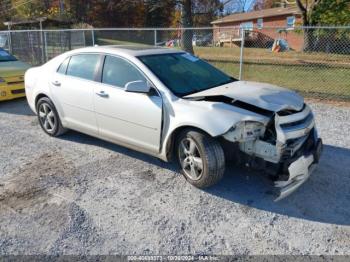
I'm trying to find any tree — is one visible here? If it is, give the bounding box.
[253,0,281,10]
[295,0,350,51]
[181,0,194,53]
[0,0,13,29]
[85,0,146,27]
[146,0,221,53]
[192,0,223,26]
[12,1,47,20]
[144,0,176,27]
[68,0,91,23]
[295,0,321,27]
[223,0,252,14]
[311,0,350,26]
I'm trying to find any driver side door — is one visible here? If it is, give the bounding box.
[94,55,163,154]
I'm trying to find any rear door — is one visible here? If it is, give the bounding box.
[51,53,102,135]
[94,55,163,153]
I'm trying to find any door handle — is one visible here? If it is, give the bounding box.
[96,91,109,98]
[52,80,61,86]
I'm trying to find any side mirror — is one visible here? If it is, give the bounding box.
[125,80,151,93]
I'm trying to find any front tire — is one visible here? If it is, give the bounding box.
[36,97,67,137]
[176,129,225,188]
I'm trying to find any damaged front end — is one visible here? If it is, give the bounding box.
[223,104,323,201]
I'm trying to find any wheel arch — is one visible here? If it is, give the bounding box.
[35,93,50,109]
[163,125,216,162]
[34,93,64,122]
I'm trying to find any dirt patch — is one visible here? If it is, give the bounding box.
[0,152,76,212]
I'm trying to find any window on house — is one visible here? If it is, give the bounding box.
[240,21,253,31]
[286,16,295,29]
[257,18,263,29]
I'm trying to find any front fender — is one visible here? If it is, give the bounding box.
[159,99,269,161]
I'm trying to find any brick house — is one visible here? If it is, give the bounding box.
[211,6,304,51]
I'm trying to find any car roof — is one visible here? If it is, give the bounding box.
[72,45,184,57]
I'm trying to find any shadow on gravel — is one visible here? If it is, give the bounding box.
[206,144,350,226]
[60,130,179,173]
[0,98,34,116]
[61,128,350,226]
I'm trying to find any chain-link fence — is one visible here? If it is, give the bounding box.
[239,27,350,100]
[0,26,349,100]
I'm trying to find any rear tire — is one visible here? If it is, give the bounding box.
[36,97,67,137]
[176,129,225,188]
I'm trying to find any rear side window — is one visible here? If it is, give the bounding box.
[66,54,100,81]
[57,57,70,74]
[102,55,146,87]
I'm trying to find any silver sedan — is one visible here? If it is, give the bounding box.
[25,46,322,200]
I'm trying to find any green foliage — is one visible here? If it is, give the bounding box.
[1,0,225,28]
[15,1,46,19]
[192,0,222,26]
[144,0,177,27]
[312,0,350,26]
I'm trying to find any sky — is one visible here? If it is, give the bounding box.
[222,0,257,13]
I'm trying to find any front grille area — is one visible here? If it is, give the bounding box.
[280,112,313,129]
[275,104,315,143]
[11,89,25,94]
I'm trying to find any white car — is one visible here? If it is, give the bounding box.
[25,46,322,200]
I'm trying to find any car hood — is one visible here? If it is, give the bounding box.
[184,81,304,112]
[0,61,31,77]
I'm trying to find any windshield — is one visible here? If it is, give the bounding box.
[0,49,17,62]
[138,53,236,97]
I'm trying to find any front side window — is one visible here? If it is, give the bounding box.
[102,55,146,87]
[0,48,17,62]
[287,16,295,29]
[138,53,236,97]
[66,54,100,81]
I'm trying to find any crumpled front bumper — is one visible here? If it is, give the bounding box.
[274,138,323,201]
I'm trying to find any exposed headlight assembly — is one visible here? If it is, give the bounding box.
[223,121,265,142]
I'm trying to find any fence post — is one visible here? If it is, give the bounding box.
[82,30,86,47]
[239,28,245,80]
[44,31,48,62]
[154,29,157,46]
[7,30,12,53]
[91,29,95,46]
[39,22,46,64]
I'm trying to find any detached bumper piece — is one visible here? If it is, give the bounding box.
[274,138,323,201]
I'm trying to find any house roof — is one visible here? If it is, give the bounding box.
[211,6,301,25]
[3,17,73,27]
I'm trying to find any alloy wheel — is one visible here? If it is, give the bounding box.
[38,103,56,133]
[178,137,204,181]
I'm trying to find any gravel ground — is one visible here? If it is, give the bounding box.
[0,98,349,255]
